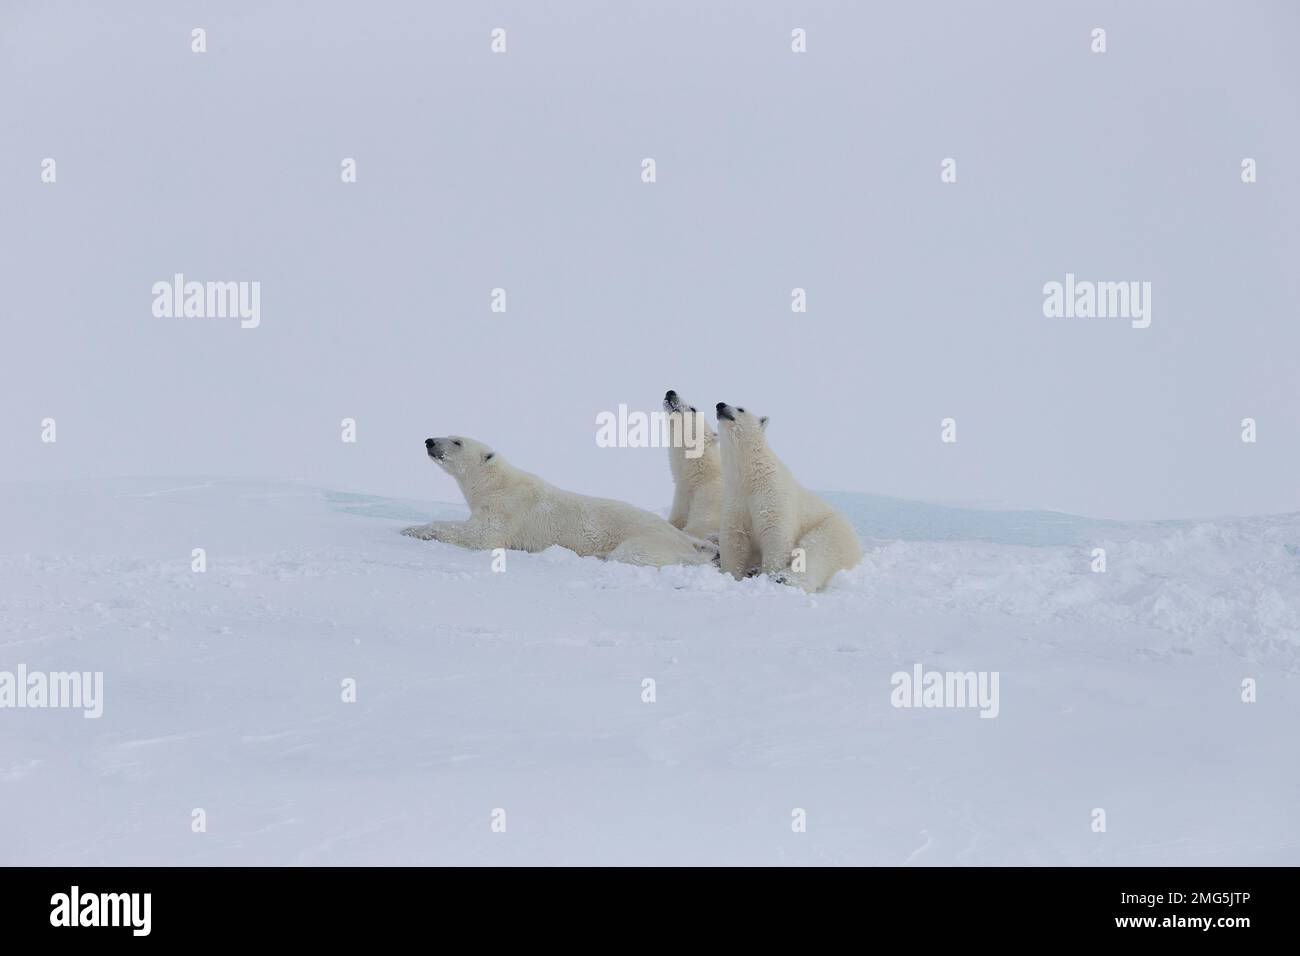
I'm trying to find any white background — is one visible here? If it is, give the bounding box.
[3,0,1298,520]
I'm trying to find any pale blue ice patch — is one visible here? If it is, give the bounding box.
[819,491,1180,547]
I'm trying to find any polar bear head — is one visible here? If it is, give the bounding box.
[715,402,768,434]
[424,435,498,481]
[715,402,769,458]
[663,389,717,468]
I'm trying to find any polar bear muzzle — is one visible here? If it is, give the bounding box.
[664,390,699,414]
[664,390,691,413]
[425,437,463,460]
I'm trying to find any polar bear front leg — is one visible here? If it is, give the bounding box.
[401,519,494,549]
[667,486,689,530]
[756,514,798,578]
[719,507,751,579]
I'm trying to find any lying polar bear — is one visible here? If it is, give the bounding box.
[662,390,724,543]
[402,436,718,567]
[715,402,862,591]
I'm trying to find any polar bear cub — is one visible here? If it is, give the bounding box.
[715,402,862,591]
[662,390,723,543]
[402,436,718,567]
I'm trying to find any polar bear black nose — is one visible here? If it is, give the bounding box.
[425,438,436,447]
[665,390,677,401]
[716,403,727,413]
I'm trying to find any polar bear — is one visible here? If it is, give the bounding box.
[715,402,862,592]
[662,390,723,543]
[402,436,718,567]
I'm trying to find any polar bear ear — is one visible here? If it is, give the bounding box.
[759,416,769,431]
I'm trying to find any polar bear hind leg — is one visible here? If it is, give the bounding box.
[609,532,716,568]
[774,514,861,592]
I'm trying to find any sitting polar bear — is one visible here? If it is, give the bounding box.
[715,402,862,592]
[662,390,723,543]
[402,436,718,567]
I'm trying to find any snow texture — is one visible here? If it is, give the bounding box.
[1,478,1297,865]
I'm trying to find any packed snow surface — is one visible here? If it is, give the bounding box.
[1,478,1297,865]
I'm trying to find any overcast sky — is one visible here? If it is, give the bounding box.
[3,0,1297,520]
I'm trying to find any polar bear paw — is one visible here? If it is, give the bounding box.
[401,524,437,540]
[690,537,720,566]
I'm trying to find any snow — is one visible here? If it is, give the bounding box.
[1,478,1297,865]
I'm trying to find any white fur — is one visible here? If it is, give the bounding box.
[662,390,723,543]
[403,436,717,568]
[716,403,862,592]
